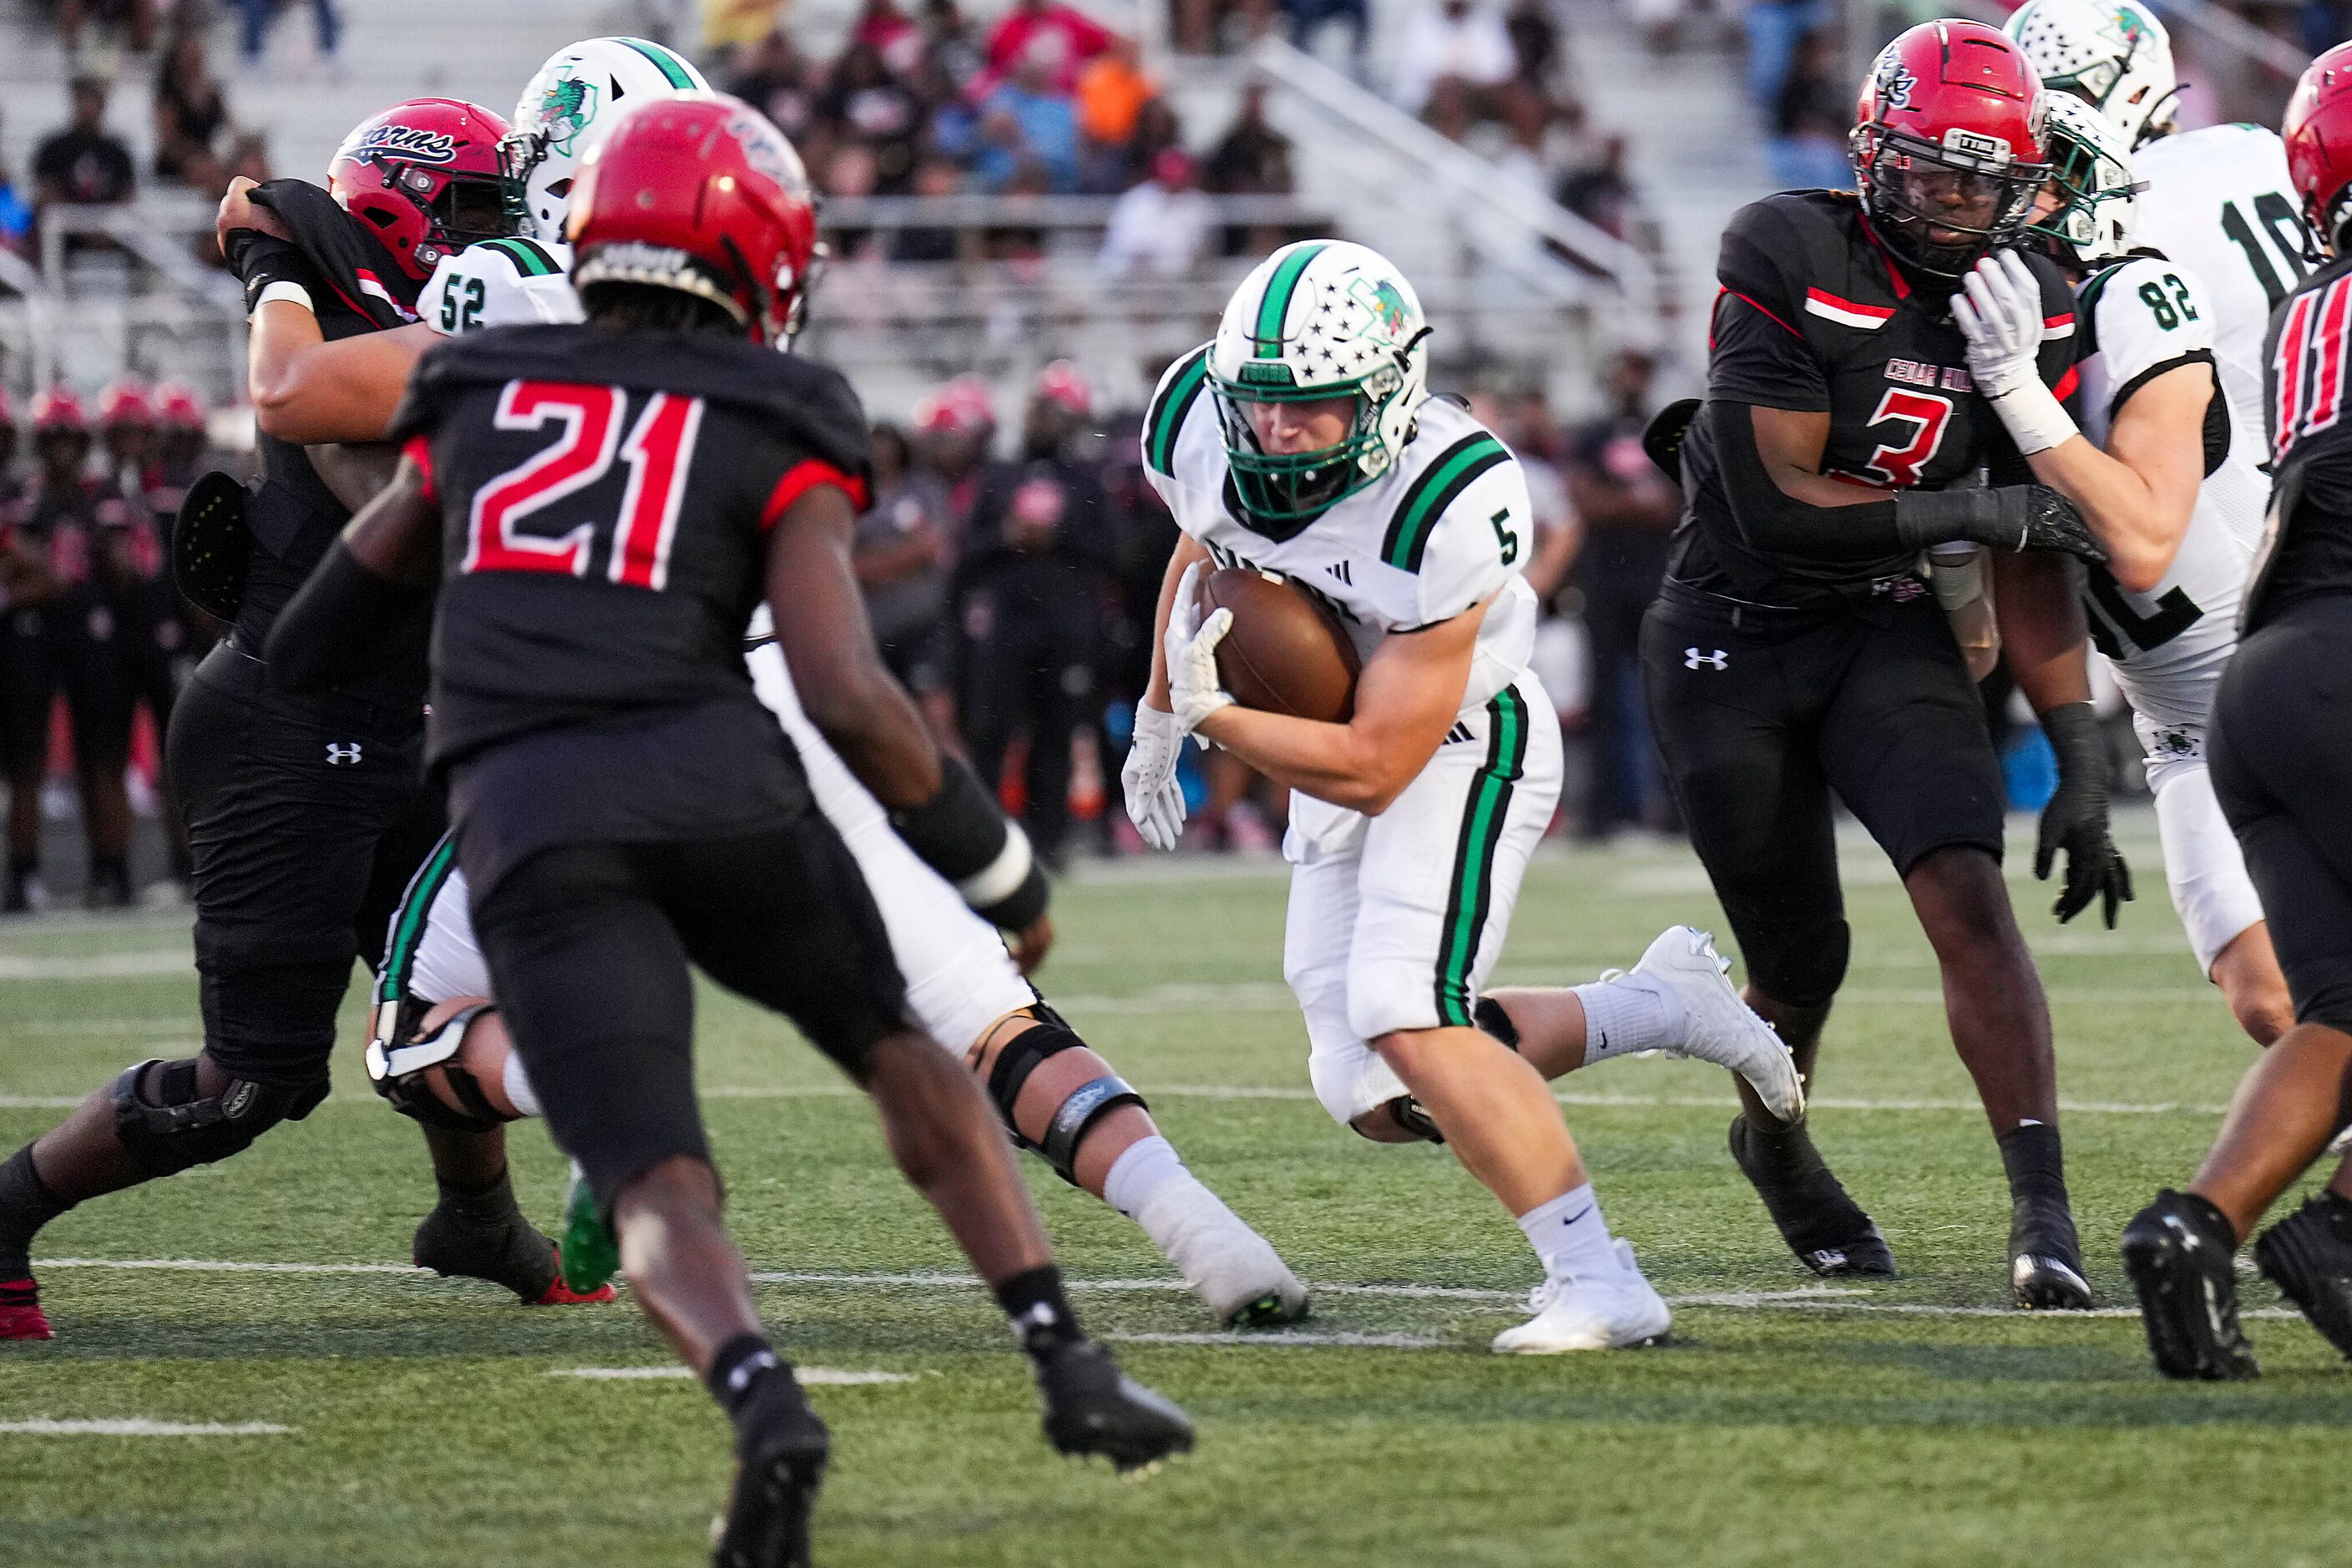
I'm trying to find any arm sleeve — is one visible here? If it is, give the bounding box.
[1708,201,1829,411]
[1708,398,1908,561]
[1412,460,1526,626]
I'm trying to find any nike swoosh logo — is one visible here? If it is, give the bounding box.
[1558,1206,1593,1230]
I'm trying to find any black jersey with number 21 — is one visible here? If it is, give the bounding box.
[1674,190,2081,609]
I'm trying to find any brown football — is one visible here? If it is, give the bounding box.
[1198,566,1361,723]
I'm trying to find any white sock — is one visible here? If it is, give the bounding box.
[501,1053,540,1119]
[1516,1183,1616,1283]
[1571,972,1681,1065]
[1102,1134,1187,1220]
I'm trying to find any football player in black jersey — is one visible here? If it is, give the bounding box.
[0,99,599,1347]
[266,94,1191,1560]
[1641,20,2124,1308]
[2122,48,2352,1379]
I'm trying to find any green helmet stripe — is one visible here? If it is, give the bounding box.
[1146,346,1211,474]
[1252,242,1328,359]
[617,37,698,89]
[1381,432,1508,572]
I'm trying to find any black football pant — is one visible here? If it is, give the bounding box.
[1640,588,2007,1007]
[168,641,441,1087]
[2211,593,2352,1034]
[466,817,913,1212]
[2,603,134,866]
[962,606,1099,862]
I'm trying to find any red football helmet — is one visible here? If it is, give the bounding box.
[1851,20,2051,281]
[2285,43,2352,253]
[328,98,513,281]
[30,387,89,436]
[913,377,996,436]
[99,379,154,428]
[153,382,206,431]
[567,91,822,346]
[1033,360,1091,417]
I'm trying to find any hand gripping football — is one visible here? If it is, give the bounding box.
[1196,566,1362,724]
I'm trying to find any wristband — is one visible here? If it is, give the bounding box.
[2039,700,2105,777]
[890,757,1051,930]
[251,280,315,315]
[1985,377,2080,458]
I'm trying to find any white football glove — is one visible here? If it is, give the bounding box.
[1953,251,2080,455]
[1163,561,1236,737]
[1121,701,1189,852]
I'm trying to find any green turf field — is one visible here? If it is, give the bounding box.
[3,814,2347,1567]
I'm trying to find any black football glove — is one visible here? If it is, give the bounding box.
[1894,484,2107,564]
[2035,701,2133,927]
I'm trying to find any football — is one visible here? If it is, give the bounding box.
[1198,566,1362,723]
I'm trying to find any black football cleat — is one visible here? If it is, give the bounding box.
[2253,1192,2352,1363]
[413,1200,612,1305]
[713,1396,830,1568]
[1035,1338,1195,1473]
[1727,1115,1896,1277]
[2010,1195,2094,1310]
[2121,1190,2256,1379]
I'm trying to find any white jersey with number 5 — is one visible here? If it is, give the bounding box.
[2074,255,2251,726]
[417,235,584,336]
[2134,124,2309,473]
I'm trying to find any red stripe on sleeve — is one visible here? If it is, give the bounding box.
[761,460,871,531]
[2051,366,2080,406]
[1721,288,1803,339]
[402,434,438,507]
[2044,313,2075,330]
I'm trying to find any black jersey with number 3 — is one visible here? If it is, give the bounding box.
[388,325,873,892]
[1674,190,2081,609]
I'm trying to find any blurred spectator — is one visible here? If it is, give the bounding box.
[822,143,883,257]
[953,363,1114,867]
[1391,0,1515,120]
[1743,0,1830,111]
[1555,133,1637,240]
[240,0,339,67]
[1202,83,1292,194]
[220,130,271,188]
[1768,28,1853,191]
[154,25,232,192]
[890,154,968,262]
[1564,349,1677,838]
[1503,0,1561,90]
[1075,37,1160,190]
[728,29,822,142]
[852,0,925,73]
[1283,0,1369,76]
[0,136,33,256]
[974,40,1083,192]
[55,0,156,57]
[984,0,1112,92]
[920,0,988,91]
[819,40,925,192]
[1100,149,1214,279]
[855,422,956,695]
[1174,0,1276,56]
[34,77,137,229]
[705,0,784,52]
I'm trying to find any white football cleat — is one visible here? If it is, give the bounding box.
[1632,925,1806,1124]
[1491,1241,1672,1353]
[1138,1180,1310,1327]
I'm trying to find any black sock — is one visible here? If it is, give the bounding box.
[995,1264,1084,1360]
[434,1165,521,1224]
[707,1333,793,1422]
[1997,1122,2070,1214]
[0,1144,72,1265]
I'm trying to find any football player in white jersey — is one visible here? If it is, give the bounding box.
[266,40,1315,1327]
[1125,240,1805,1353]
[2007,0,2311,539]
[1953,94,2294,1045]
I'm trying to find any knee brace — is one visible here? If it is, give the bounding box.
[984,1012,1146,1185]
[1743,917,1850,1010]
[364,1003,508,1132]
[110,1057,329,1176]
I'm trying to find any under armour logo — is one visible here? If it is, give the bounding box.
[326,742,363,766]
[1684,647,1728,670]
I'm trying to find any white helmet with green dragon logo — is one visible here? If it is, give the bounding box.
[1209,240,1431,529]
[2005,0,2178,149]
[2027,94,2142,267]
[500,37,709,239]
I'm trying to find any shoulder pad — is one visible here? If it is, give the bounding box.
[1719,191,1854,306]
[1380,422,1511,574]
[1143,344,1212,477]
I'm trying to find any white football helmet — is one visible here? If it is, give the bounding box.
[1207,240,1430,531]
[2029,94,2142,267]
[2005,0,2179,149]
[500,36,710,239]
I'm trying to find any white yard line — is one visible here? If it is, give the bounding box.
[1109,1331,1445,1348]
[0,952,191,980]
[549,1366,912,1384]
[0,1419,291,1435]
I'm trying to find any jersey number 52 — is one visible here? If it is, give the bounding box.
[463,380,704,592]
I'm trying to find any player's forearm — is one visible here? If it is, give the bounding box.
[1144,535,1211,711]
[2021,435,2188,595]
[1192,706,1423,815]
[251,318,434,445]
[1990,548,2092,711]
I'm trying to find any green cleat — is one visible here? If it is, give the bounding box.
[560,1163,620,1297]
